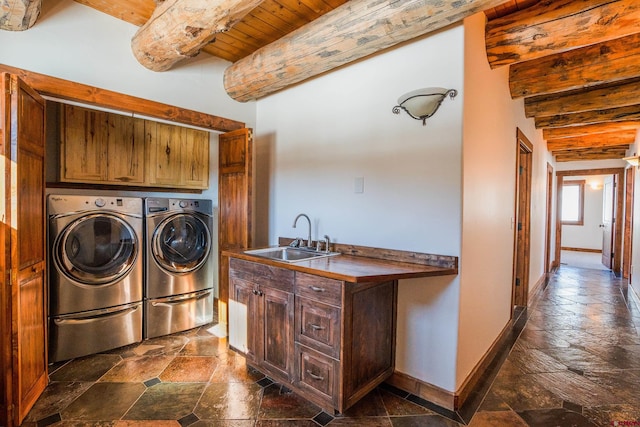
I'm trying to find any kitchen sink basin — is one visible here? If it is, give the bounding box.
[244,247,340,263]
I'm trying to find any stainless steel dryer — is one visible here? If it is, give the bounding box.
[144,198,214,338]
[48,195,143,362]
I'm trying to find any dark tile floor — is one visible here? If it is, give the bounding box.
[22,264,640,426]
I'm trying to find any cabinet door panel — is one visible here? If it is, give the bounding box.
[146,121,183,186]
[107,114,144,184]
[229,278,258,361]
[182,128,209,189]
[61,105,107,182]
[262,287,294,380]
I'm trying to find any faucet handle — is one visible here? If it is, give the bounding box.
[290,238,303,248]
[323,235,331,253]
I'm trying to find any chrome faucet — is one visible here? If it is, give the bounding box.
[292,213,312,249]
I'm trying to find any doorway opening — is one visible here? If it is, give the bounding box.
[555,168,625,276]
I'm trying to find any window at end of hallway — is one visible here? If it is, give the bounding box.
[561,180,585,226]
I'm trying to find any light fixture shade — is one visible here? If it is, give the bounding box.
[623,155,640,167]
[393,87,457,125]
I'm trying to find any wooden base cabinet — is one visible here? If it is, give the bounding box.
[228,258,397,414]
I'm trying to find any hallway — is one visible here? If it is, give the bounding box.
[20,265,640,426]
[470,265,640,426]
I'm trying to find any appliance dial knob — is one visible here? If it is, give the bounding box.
[179,201,188,208]
[95,198,106,207]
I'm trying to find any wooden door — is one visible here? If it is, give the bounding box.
[106,114,145,184]
[60,104,108,182]
[602,175,615,268]
[623,167,634,279]
[0,74,48,426]
[218,128,253,328]
[512,129,532,308]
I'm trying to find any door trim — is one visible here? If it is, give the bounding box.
[545,163,554,275]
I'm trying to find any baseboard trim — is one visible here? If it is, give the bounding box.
[528,273,547,304]
[387,273,547,412]
[386,371,456,410]
[561,247,602,253]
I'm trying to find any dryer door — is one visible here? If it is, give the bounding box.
[152,213,211,273]
[54,213,139,285]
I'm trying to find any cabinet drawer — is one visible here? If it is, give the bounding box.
[295,344,338,404]
[230,258,294,292]
[296,297,340,358]
[295,273,342,306]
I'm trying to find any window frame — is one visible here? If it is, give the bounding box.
[561,180,585,226]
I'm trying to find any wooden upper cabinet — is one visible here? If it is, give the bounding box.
[146,120,183,186]
[106,114,145,184]
[60,104,210,189]
[182,128,210,188]
[61,105,108,182]
[146,121,210,189]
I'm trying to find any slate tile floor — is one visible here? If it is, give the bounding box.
[22,264,640,426]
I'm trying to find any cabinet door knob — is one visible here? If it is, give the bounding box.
[306,370,324,381]
[309,286,325,293]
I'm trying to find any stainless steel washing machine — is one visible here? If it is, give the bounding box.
[144,198,214,338]
[48,195,143,362]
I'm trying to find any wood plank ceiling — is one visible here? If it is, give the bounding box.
[485,0,640,162]
[7,0,638,163]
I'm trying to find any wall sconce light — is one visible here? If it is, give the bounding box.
[623,155,640,168]
[392,87,458,125]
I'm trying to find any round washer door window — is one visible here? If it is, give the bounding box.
[55,213,138,285]
[152,213,211,273]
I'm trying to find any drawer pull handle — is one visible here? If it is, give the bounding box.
[310,286,325,292]
[309,323,325,331]
[306,370,324,381]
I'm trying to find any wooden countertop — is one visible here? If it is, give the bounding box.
[223,247,458,283]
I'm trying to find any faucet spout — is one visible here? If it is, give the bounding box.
[293,213,312,249]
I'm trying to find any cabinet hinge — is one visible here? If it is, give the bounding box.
[515,278,521,287]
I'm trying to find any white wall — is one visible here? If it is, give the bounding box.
[561,175,606,250]
[256,27,465,391]
[457,13,552,389]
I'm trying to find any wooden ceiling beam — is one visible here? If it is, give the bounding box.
[543,122,640,140]
[509,33,640,99]
[535,105,640,129]
[224,0,506,102]
[553,146,629,162]
[546,131,637,151]
[486,0,640,69]
[1,0,41,30]
[131,0,264,72]
[524,79,640,118]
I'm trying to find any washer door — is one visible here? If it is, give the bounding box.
[54,213,138,285]
[152,213,211,273]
